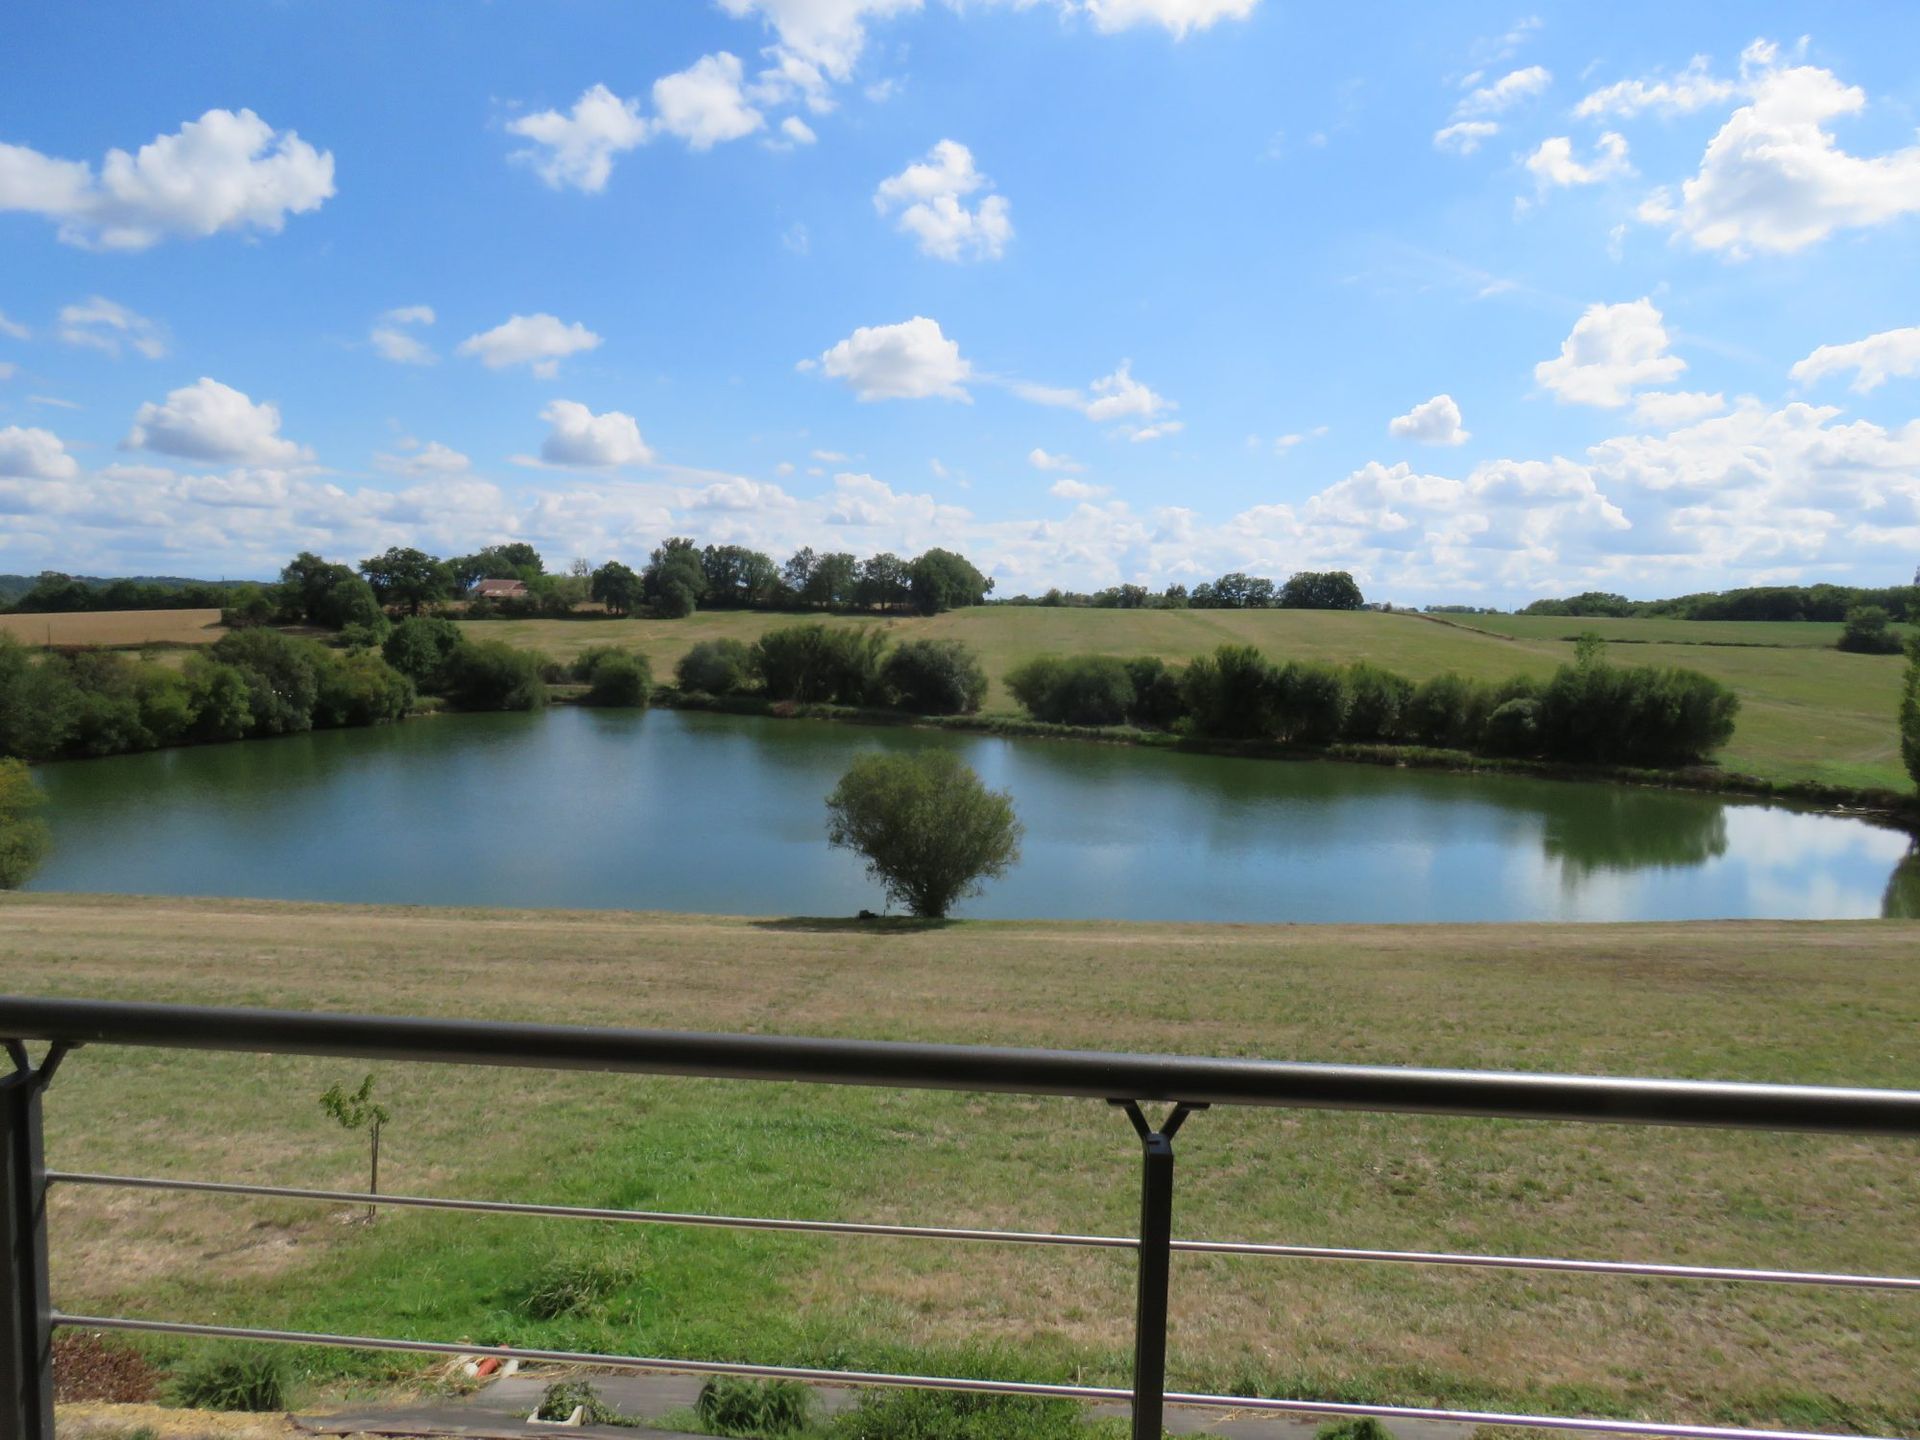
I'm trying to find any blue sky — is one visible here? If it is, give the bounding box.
[2,0,1918,604]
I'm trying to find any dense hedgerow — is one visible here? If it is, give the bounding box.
[998,638,1740,768]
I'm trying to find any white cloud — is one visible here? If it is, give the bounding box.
[779,116,818,145]
[1079,0,1260,37]
[874,139,1012,261]
[1389,393,1471,446]
[1575,56,1736,119]
[1630,391,1727,429]
[0,108,333,250]
[370,304,436,365]
[457,314,602,377]
[0,426,77,480]
[508,85,651,192]
[538,400,653,468]
[376,440,471,476]
[691,476,797,510]
[1526,132,1631,189]
[1790,326,1920,394]
[815,316,972,400]
[0,311,28,341]
[1128,420,1184,442]
[28,395,80,410]
[1535,299,1686,407]
[716,0,921,83]
[1028,447,1084,473]
[1639,50,1920,257]
[653,53,765,150]
[1433,122,1498,156]
[1455,65,1551,118]
[811,448,850,462]
[1082,361,1179,438]
[57,297,167,359]
[1049,477,1110,500]
[123,378,312,465]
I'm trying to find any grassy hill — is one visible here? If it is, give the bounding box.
[7,893,1918,1430]
[465,606,1916,793]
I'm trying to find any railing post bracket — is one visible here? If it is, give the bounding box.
[1112,1099,1206,1440]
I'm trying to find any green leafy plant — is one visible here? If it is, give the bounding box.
[1316,1419,1398,1440]
[825,751,1022,918]
[696,1376,816,1436]
[319,1074,389,1223]
[537,1378,620,1423]
[165,1348,288,1412]
[825,1387,1088,1439]
[515,1247,648,1321]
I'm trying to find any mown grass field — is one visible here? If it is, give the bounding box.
[6,894,1920,1429]
[467,607,1915,794]
[0,607,225,648]
[1445,614,1918,650]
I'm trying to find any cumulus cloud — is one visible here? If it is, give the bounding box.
[1638,47,1920,257]
[1128,421,1184,442]
[1791,326,1920,394]
[0,108,333,250]
[58,297,167,359]
[123,378,312,465]
[1434,65,1549,156]
[813,316,972,400]
[1084,361,1177,438]
[1575,55,1737,119]
[1455,64,1552,117]
[1079,0,1260,37]
[653,53,765,149]
[0,426,78,480]
[538,400,653,467]
[376,440,471,476]
[457,314,602,377]
[370,304,437,365]
[1028,447,1085,473]
[508,84,651,192]
[716,0,920,84]
[1526,132,1632,189]
[1630,391,1728,429]
[690,476,796,510]
[874,140,1012,261]
[1433,122,1498,156]
[1049,477,1110,500]
[1535,299,1686,407]
[1388,394,1471,445]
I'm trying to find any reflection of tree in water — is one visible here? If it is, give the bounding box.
[1883,848,1920,919]
[1541,788,1729,877]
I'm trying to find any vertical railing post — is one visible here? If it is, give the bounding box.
[0,1041,59,1440]
[1114,1099,1205,1440]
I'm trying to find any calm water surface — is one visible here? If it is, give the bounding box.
[26,708,1918,921]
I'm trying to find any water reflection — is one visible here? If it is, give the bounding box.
[26,708,1916,924]
[1884,849,1920,919]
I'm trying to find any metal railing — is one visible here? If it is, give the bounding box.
[4,995,1919,1440]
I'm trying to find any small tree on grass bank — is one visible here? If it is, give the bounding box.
[1839,605,1903,654]
[321,1074,389,1223]
[825,751,1022,918]
[0,758,49,889]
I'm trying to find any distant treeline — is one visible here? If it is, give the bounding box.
[139,541,992,630]
[992,571,1366,610]
[670,624,1739,769]
[1,573,250,613]
[1524,584,1920,623]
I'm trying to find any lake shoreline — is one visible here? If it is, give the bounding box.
[648,688,1920,837]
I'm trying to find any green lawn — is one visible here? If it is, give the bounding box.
[463,607,1916,793]
[7,895,1920,1431]
[1443,614,1904,649]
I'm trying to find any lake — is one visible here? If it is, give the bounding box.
[24,707,1918,922]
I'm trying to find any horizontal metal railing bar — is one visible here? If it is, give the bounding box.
[49,1170,1920,1292]
[9,996,1920,1133]
[50,1313,1908,1440]
[44,1171,1133,1250]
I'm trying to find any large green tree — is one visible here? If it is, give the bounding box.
[906,549,990,615]
[825,750,1022,918]
[590,560,642,616]
[1902,634,1920,789]
[359,547,450,616]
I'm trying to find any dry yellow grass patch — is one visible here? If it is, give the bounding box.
[0,609,226,648]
